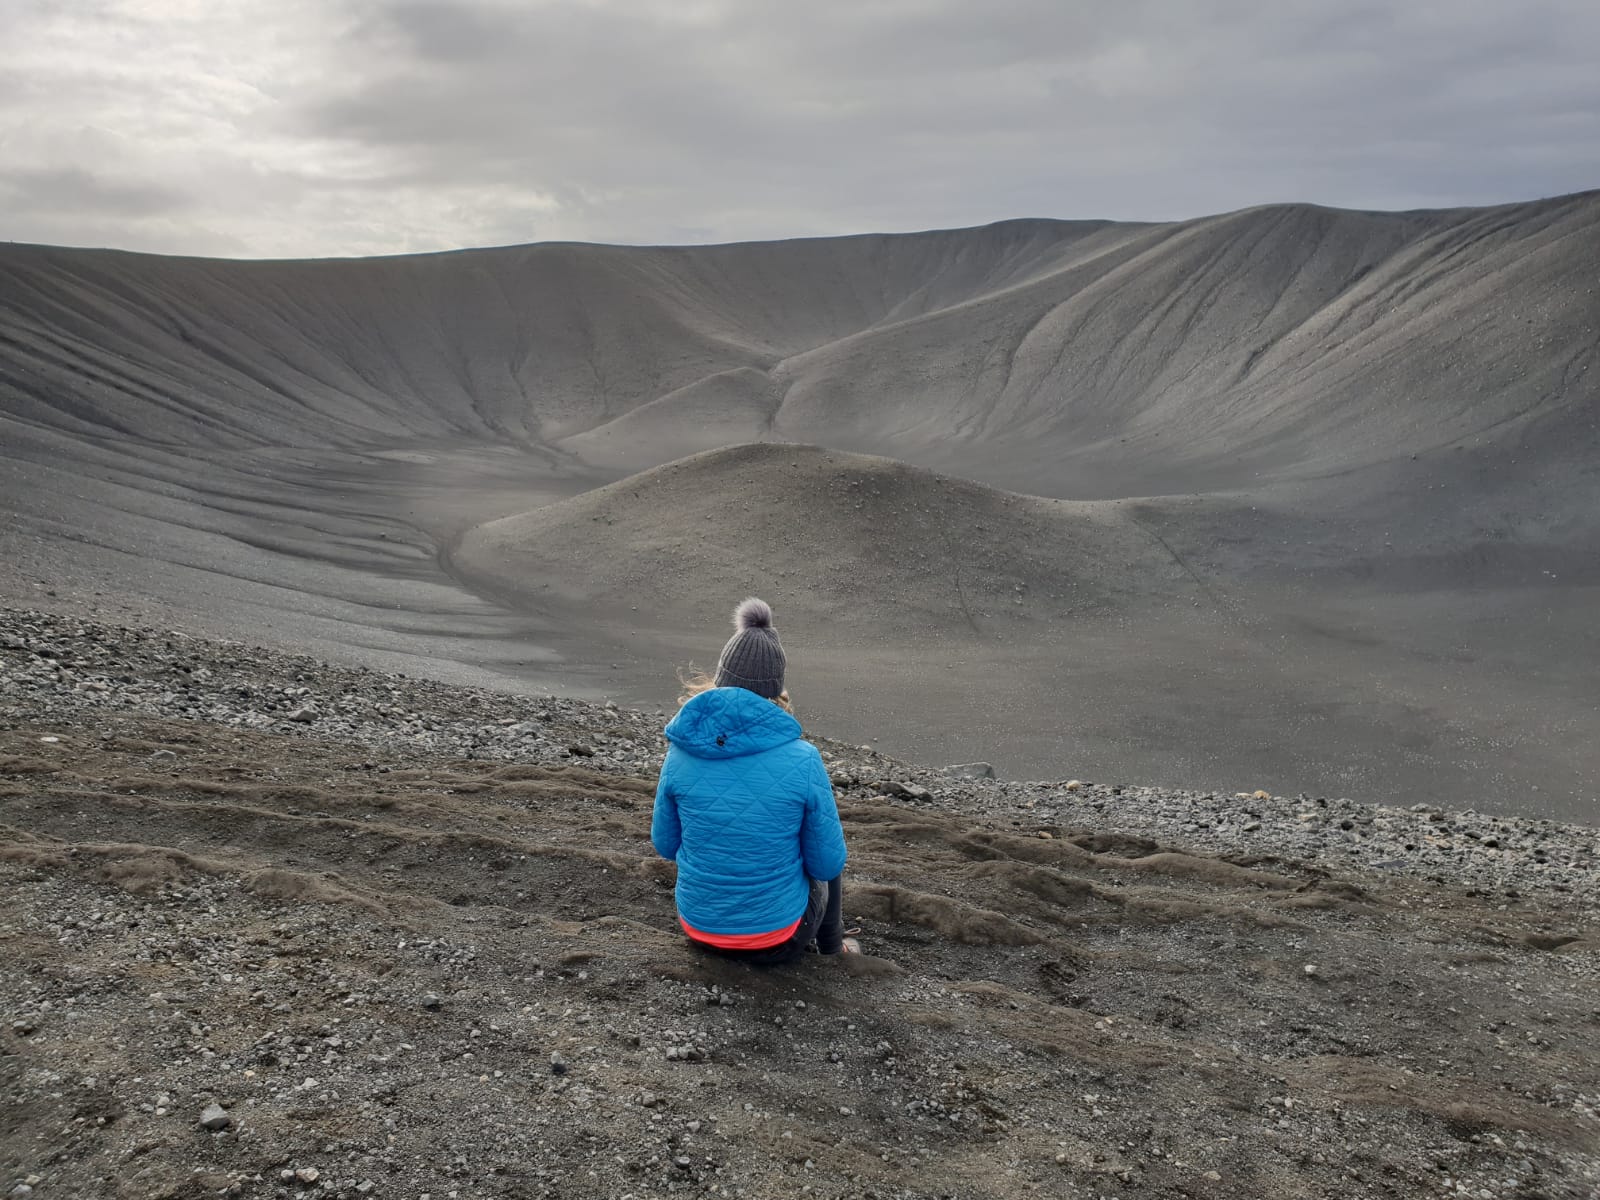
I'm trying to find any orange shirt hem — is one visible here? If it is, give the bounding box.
[680,916,801,950]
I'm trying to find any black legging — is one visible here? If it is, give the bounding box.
[697,875,844,965]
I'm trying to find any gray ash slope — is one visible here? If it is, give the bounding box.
[1,193,1597,819]
[2,606,1598,1200]
[4,197,1595,484]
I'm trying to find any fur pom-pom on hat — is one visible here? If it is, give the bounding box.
[733,597,773,630]
[715,597,786,698]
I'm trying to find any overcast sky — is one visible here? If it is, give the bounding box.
[2,0,1596,259]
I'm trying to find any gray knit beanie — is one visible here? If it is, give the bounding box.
[713,598,787,699]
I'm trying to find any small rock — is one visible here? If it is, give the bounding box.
[198,1102,231,1131]
[945,762,995,780]
[150,749,178,761]
[1064,779,1083,791]
[878,780,933,801]
[420,992,443,1011]
[1303,964,1319,978]
[566,744,596,757]
[686,1120,702,1134]
[294,1167,320,1183]
[285,705,317,723]
[1252,789,1271,800]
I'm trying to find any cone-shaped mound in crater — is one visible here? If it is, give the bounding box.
[450,443,1195,639]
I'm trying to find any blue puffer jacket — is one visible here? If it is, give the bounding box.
[652,687,847,936]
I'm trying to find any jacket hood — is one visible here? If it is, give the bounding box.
[664,687,803,759]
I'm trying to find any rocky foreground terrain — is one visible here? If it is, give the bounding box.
[2,605,1597,1200]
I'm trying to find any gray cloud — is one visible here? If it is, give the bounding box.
[0,166,188,218]
[1,0,1596,256]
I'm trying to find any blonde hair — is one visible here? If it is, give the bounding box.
[678,668,792,713]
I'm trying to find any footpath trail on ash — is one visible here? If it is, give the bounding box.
[2,609,1597,1199]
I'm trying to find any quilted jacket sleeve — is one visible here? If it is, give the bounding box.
[651,754,681,861]
[799,749,847,881]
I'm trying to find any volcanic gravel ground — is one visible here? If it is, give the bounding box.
[2,607,1598,1199]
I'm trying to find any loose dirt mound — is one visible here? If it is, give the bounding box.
[450,443,1192,635]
